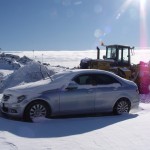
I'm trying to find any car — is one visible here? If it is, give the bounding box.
[0,69,140,122]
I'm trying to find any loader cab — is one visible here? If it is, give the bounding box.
[105,45,132,67]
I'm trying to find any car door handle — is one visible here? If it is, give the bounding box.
[113,88,118,91]
[87,89,94,93]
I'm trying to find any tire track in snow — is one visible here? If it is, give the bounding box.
[1,141,18,150]
[0,132,18,150]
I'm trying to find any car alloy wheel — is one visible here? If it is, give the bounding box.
[24,101,50,122]
[113,99,130,115]
[29,103,47,118]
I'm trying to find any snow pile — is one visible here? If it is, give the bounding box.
[0,61,56,93]
[0,52,71,93]
[17,55,33,64]
[0,52,33,70]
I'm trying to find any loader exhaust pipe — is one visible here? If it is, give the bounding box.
[96,46,100,59]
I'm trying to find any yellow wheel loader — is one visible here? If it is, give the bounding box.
[80,44,150,94]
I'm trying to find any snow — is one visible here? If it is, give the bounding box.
[3,49,150,68]
[0,51,150,149]
[0,55,69,93]
[0,103,150,150]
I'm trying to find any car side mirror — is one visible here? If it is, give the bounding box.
[66,82,78,90]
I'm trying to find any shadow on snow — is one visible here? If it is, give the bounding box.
[0,113,138,138]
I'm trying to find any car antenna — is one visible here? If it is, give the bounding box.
[44,65,53,81]
[39,62,45,79]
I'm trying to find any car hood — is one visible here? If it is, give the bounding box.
[4,78,69,97]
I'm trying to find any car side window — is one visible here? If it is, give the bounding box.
[95,74,119,85]
[73,74,95,85]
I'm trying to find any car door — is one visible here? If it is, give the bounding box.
[59,74,96,115]
[94,73,121,112]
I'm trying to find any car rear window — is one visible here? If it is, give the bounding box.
[95,74,120,85]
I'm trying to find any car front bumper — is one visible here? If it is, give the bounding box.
[0,102,25,118]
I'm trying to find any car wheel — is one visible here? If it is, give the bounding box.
[113,99,130,115]
[24,101,50,122]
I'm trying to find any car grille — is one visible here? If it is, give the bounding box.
[2,94,11,101]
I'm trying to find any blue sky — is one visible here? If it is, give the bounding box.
[0,0,149,51]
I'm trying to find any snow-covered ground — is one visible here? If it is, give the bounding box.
[0,51,150,149]
[0,103,149,150]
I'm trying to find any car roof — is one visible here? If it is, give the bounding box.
[70,69,114,74]
[62,69,119,79]
[71,69,129,81]
[52,69,133,86]
[53,69,115,79]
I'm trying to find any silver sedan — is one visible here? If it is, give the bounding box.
[0,69,140,122]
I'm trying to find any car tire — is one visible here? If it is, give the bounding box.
[113,98,130,115]
[23,101,51,122]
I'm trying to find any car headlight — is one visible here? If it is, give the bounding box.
[17,95,26,103]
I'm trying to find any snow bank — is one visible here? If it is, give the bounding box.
[0,53,33,70]
[0,61,55,93]
[0,52,71,93]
